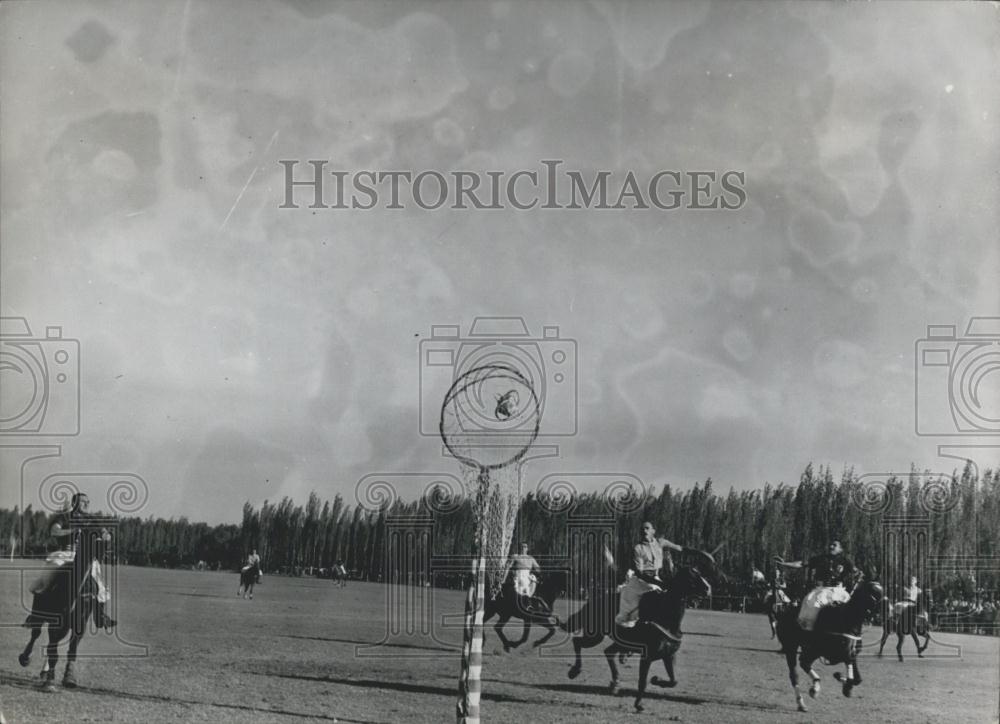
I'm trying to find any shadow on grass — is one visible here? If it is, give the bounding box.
[528,679,789,713]
[267,671,525,704]
[278,633,454,653]
[1,672,380,723]
[534,681,709,705]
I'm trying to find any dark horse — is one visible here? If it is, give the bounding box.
[238,563,261,599]
[19,531,109,691]
[878,600,929,660]
[775,579,883,712]
[566,557,714,713]
[484,572,564,651]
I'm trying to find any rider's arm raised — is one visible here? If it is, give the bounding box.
[772,555,804,570]
[658,538,684,553]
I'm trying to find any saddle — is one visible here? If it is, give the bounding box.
[809,601,861,639]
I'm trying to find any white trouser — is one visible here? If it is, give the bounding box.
[513,569,536,597]
[797,585,849,630]
[616,575,662,627]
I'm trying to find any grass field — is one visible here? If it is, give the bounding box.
[1,562,997,723]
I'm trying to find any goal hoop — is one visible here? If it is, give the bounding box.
[441,364,540,724]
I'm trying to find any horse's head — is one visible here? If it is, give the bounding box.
[673,547,717,600]
[671,563,712,601]
[854,578,883,609]
[844,578,883,623]
[536,569,567,604]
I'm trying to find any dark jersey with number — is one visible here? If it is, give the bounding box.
[806,553,854,587]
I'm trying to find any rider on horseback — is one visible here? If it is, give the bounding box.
[774,539,854,631]
[510,543,541,597]
[28,493,116,630]
[615,521,683,628]
[508,543,551,614]
[242,549,262,582]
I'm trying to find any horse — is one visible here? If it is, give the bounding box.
[484,572,564,651]
[19,530,109,691]
[332,565,348,588]
[878,600,929,660]
[237,563,260,599]
[566,553,715,713]
[774,579,883,713]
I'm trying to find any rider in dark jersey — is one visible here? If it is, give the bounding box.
[774,540,854,630]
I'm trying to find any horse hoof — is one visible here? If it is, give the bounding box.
[634,702,644,713]
[567,666,580,680]
[63,672,77,689]
[18,652,30,667]
[651,676,676,688]
[39,677,56,693]
[809,683,820,698]
[797,702,808,713]
[609,681,620,695]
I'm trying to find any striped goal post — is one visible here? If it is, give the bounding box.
[440,364,540,724]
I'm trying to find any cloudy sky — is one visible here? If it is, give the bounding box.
[1,1,998,524]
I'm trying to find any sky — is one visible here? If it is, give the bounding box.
[1,0,998,524]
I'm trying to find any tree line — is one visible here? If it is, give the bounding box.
[2,463,998,605]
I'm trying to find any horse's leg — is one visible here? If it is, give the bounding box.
[799,651,821,699]
[567,634,599,679]
[41,628,61,691]
[568,636,582,678]
[786,647,807,712]
[651,646,678,689]
[633,655,652,713]
[878,624,890,656]
[493,614,516,652]
[248,581,254,600]
[603,641,621,695]
[896,631,904,661]
[909,628,922,656]
[19,623,41,667]
[513,616,532,649]
[768,612,776,639]
[533,620,556,649]
[63,630,81,688]
[918,625,930,655]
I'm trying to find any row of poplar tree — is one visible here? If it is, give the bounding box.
[1,462,998,598]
